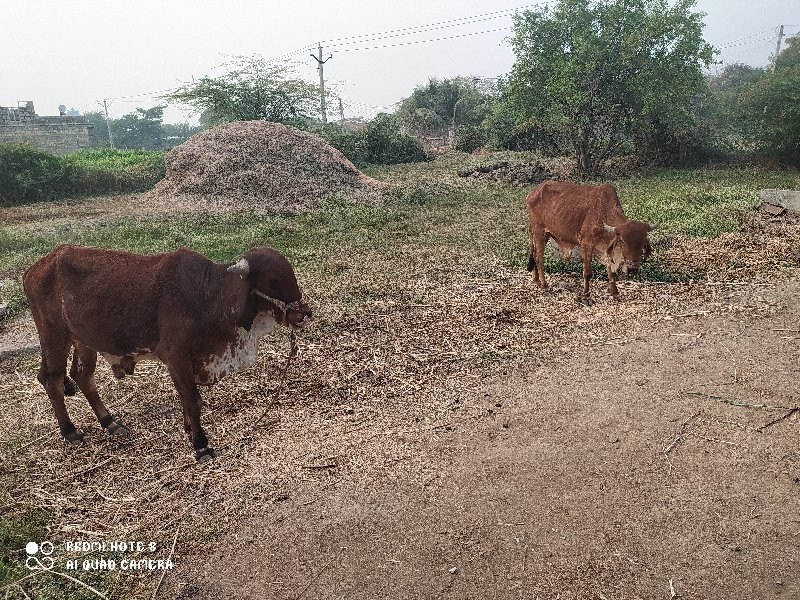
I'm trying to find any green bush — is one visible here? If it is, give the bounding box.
[318,114,429,166]
[453,124,488,153]
[0,145,165,207]
[635,118,729,167]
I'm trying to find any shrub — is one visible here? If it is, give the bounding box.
[318,115,429,166]
[453,124,488,153]
[0,145,165,207]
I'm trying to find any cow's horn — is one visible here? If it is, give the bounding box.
[227,258,250,275]
[603,224,616,234]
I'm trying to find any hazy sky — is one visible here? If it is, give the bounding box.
[2,0,797,123]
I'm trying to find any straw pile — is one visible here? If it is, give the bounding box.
[660,211,800,278]
[148,120,386,211]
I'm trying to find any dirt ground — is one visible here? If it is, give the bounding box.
[158,278,799,600]
[2,189,798,600]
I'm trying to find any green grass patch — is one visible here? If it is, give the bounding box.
[1,160,798,325]
[0,145,165,208]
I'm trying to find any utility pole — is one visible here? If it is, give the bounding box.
[310,44,332,123]
[102,99,114,149]
[771,25,785,68]
[338,97,345,131]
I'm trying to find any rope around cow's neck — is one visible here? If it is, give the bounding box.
[252,288,305,316]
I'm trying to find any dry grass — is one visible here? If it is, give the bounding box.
[1,156,799,598]
[147,121,387,212]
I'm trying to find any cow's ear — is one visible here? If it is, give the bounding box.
[236,289,258,331]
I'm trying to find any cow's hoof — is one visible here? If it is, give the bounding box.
[195,447,216,462]
[579,297,594,307]
[63,377,78,397]
[65,431,85,446]
[106,418,130,436]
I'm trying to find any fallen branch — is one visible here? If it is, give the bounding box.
[663,411,701,456]
[686,392,791,410]
[756,407,799,432]
[151,526,180,600]
[293,547,344,600]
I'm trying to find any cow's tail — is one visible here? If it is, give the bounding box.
[526,247,536,272]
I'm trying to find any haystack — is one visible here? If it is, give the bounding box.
[149,120,385,211]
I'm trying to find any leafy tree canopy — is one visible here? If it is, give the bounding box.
[110,105,166,150]
[396,77,494,137]
[735,36,800,165]
[167,56,322,127]
[506,0,715,173]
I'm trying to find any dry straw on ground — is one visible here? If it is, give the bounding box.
[148,120,386,212]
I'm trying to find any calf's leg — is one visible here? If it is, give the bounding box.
[606,266,620,300]
[167,362,215,461]
[579,248,594,306]
[71,342,129,435]
[531,226,550,291]
[36,334,84,445]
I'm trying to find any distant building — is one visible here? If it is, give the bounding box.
[0,101,91,154]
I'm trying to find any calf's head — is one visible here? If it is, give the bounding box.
[602,221,655,274]
[227,247,312,330]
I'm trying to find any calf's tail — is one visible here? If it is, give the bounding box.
[526,248,536,272]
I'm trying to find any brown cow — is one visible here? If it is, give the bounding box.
[526,181,654,305]
[23,245,312,460]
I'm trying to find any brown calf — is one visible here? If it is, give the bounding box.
[526,181,654,305]
[23,245,312,460]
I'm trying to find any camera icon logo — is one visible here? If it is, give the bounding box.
[25,541,54,570]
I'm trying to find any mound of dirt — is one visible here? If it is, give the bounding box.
[148,120,386,211]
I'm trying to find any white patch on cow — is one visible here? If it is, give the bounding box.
[227,258,250,276]
[100,350,157,369]
[597,243,624,272]
[198,312,278,384]
[548,238,580,262]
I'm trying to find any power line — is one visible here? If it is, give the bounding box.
[718,35,778,50]
[716,27,776,48]
[267,5,530,63]
[331,26,512,54]
[318,5,530,46]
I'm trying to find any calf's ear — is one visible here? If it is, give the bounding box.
[236,294,258,331]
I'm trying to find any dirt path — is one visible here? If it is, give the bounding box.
[166,279,800,600]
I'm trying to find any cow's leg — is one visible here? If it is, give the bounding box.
[606,265,620,300]
[531,226,550,291]
[36,334,84,445]
[579,248,594,306]
[167,363,214,461]
[71,342,130,436]
[527,241,538,283]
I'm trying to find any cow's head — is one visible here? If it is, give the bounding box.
[227,247,312,330]
[602,221,655,274]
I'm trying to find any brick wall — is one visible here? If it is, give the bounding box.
[0,103,91,154]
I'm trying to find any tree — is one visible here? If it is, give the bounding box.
[83,110,112,148]
[506,0,715,173]
[396,77,494,140]
[110,105,166,150]
[735,36,800,165]
[167,56,322,127]
[162,122,203,148]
